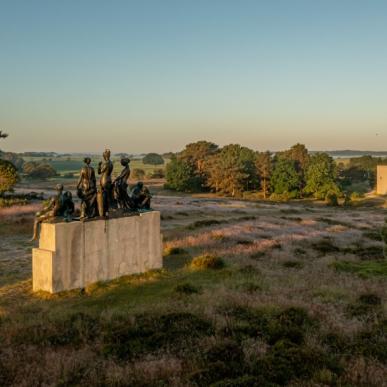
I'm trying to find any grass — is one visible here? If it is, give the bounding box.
[331,260,387,278]
[1,195,387,385]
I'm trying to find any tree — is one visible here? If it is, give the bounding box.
[282,143,310,173]
[0,151,24,171]
[131,168,146,180]
[23,162,57,179]
[0,130,8,140]
[305,153,340,199]
[180,141,219,173]
[165,155,201,192]
[270,158,301,197]
[206,144,258,196]
[0,159,18,194]
[278,143,310,194]
[256,151,272,199]
[142,153,164,165]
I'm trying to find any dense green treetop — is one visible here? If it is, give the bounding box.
[270,158,301,196]
[142,153,164,165]
[305,153,340,199]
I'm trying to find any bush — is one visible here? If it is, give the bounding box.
[269,191,298,201]
[23,161,57,179]
[163,247,188,256]
[147,168,165,179]
[102,312,214,360]
[142,153,164,165]
[131,168,145,180]
[325,192,338,206]
[174,282,200,295]
[0,197,27,207]
[0,159,18,193]
[350,191,364,200]
[189,254,225,270]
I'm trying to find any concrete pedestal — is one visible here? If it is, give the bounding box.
[32,211,163,293]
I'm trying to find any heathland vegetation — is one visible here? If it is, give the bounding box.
[1,132,387,385]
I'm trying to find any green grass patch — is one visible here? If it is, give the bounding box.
[330,260,387,278]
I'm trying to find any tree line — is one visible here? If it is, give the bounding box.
[165,141,381,200]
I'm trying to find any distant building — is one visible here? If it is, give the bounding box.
[377,165,387,194]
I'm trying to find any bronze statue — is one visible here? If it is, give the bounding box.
[113,157,133,209]
[77,157,97,219]
[31,184,74,241]
[131,181,152,210]
[97,149,115,216]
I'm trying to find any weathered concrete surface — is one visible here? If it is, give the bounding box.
[377,165,387,195]
[32,211,163,293]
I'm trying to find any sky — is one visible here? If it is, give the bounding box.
[1,0,387,153]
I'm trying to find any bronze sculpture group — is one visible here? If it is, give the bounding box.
[31,149,152,240]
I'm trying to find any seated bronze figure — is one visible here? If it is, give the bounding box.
[31,184,75,241]
[131,181,152,210]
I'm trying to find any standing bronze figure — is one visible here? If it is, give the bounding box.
[113,157,133,209]
[97,149,115,216]
[77,157,97,219]
[131,182,152,210]
[31,184,74,240]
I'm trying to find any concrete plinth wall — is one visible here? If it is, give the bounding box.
[377,165,387,195]
[32,211,163,293]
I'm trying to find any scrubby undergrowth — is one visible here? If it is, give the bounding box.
[1,195,387,385]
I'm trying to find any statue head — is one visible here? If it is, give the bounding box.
[103,149,111,160]
[55,183,64,193]
[137,181,144,189]
[121,158,130,166]
[84,157,91,165]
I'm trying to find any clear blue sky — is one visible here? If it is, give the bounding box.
[1,0,387,153]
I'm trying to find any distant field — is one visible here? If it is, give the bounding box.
[22,155,169,177]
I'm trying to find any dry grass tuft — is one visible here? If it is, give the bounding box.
[189,254,225,270]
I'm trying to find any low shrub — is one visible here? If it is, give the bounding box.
[249,251,265,260]
[186,219,222,230]
[325,192,339,206]
[311,238,341,255]
[282,260,304,269]
[346,293,382,318]
[102,312,214,360]
[189,254,225,270]
[163,247,188,256]
[174,282,201,295]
